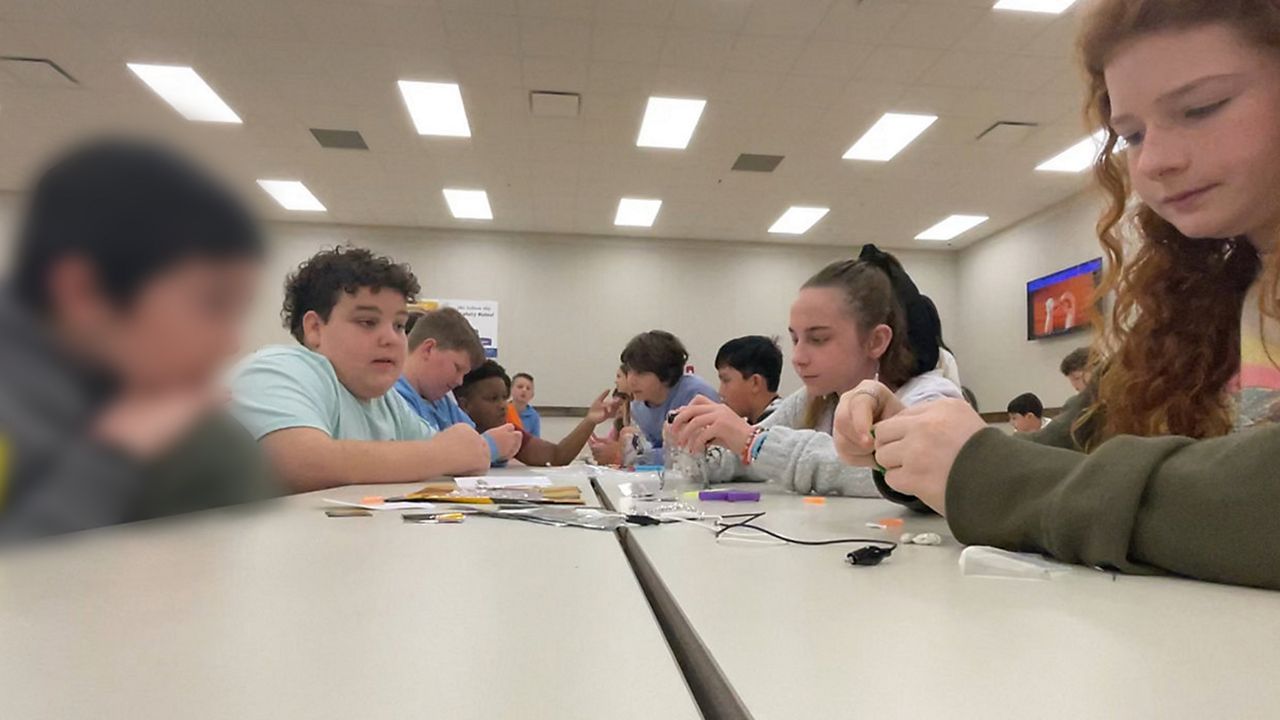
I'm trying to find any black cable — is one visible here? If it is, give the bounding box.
[712,512,898,549]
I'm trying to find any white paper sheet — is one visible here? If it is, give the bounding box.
[324,499,442,512]
[454,475,551,490]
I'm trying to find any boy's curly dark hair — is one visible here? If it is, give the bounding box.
[282,246,421,343]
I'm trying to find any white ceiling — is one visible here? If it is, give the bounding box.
[0,0,1093,249]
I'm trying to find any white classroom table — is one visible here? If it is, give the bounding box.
[595,472,1280,720]
[0,468,699,720]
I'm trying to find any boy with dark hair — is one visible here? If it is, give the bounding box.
[1,138,276,539]
[230,246,490,491]
[509,372,541,437]
[1007,392,1047,433]
[618,330,718,463]
[1060,347,1091,394]
[714,336,783,425]
[394,307,521,464]
[455,361,615,467]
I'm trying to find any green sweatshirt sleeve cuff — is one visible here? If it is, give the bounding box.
[946,427,1189,575]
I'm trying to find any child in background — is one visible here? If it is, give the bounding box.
[834,0,1280,590]
[455,361,615,467]
[588,365,635,466]
[672,245,961,496]
[714,336,784,425]
[509,373,542,437]
[1006,393,1047,433]
[0,139,277,540]
[1059,347,1091,395]
[621,331,719,465]
[230,247,491,491]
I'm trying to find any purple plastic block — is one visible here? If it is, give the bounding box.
[699,489,761,502]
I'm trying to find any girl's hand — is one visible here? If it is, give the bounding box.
[870,399,987,514]
[671,396,752,454]
[833,380,904,466]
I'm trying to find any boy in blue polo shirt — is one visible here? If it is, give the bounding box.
[394,307,521,464]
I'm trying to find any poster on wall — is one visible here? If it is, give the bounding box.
[1026,258,1102,341]
[410,299,499,358]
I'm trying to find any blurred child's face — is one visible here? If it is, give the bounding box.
[615,368,629,394]
[512,377,535,405]
[89,258,258,391]
[304,287,408,401]
[716,366,757,419]
[457,377,510,432]
[412,340,473,402]
[1067,370,1088,393]
[1106,25,1280,245]
[627,370,665,404]
[789,287,882,397]
[1009,412,1042,434]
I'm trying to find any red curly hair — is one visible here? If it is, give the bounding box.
[1077,0,1280,445]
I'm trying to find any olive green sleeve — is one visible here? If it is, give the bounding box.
[946,425,1280,590]
[132,413,282,521]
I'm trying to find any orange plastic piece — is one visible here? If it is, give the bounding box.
[802,496,827,505]
[876,517,904,528]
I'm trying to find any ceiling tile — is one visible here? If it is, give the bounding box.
[444,12,521,55]
[522,57,589,91]
[519,17,592,58]
[917,50,1007,89]
[667,0,750,32]
[791,40,875,79]
[883,3,987,50]
[660,30,734,70]
[740,0,833,37]
[591,23,666,63]
[594,0,675,26]
[725,35,806,74]
[517,0,594,20]
[855,46,943,85]
[813,0,909,44]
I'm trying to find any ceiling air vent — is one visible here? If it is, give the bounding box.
[310,128,369,150]
[731,153,785,172]
[0,56,78,87]
[530,91,580,117]
[975,121,1039,145]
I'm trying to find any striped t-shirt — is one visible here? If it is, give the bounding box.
[1230,282,1280,430]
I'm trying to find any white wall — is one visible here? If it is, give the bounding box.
[257,223,958,408]
[952,190,1105,413]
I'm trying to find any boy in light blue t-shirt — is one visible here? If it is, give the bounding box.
[230,247,492,492]
[616,330,719,465]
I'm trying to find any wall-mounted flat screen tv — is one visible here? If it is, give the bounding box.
[1027,258,1103,341]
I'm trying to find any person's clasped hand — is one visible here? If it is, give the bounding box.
[834,383,987,515]
[671,396,752,454]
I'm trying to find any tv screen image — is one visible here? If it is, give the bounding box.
[1027,258,1103,340]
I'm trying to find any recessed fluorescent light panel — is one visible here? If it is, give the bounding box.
[257,180,326,212]
[993,0,1078,13]
[769,206,829,235]
[1035,130,1109,173]
[843,112,938,161]
[615,198,663,227]
[126,63,241,123]
[398,81,471,137]
[915,214,989,241]
[443,188,493,220]
[637,97,707,149]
